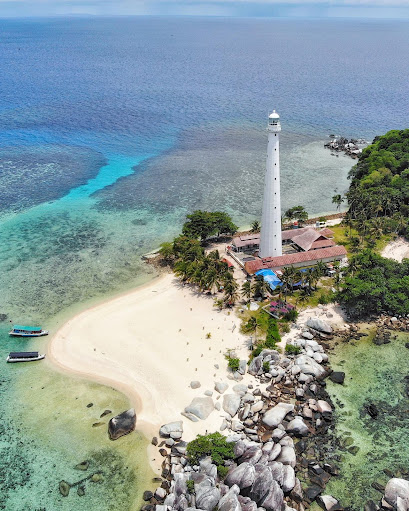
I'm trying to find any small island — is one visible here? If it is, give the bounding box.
[50,128,409,511]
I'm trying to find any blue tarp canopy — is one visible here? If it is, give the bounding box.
[255,269,282,291]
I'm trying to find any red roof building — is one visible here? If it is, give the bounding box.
[232,227,334,251]
[245,245,347,274]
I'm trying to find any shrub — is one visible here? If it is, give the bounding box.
[285,344,301,355]
[318,290,336,305]
[265,317,281,349]
[283,309,298,322]
[186,432,235,466]
[252,345,264,357]
[186,480,195,494]
[227,357,240,372]
[206,332,212,339]
[217,465,229,479]
[262,361,270,372]
[279,322,290,334]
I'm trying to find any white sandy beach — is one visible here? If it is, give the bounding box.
[49,272,254,460]
[381,237,409,263]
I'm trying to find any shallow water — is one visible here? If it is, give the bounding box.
[326,329,409,507]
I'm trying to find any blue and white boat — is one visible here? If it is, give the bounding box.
[7,351,45,363]
[9,325,48,337]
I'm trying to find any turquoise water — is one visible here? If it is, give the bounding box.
[326,329,409,507]
[0,16,408,510]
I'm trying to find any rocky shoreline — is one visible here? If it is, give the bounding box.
[139,310,409,511]
[139,314,341,510]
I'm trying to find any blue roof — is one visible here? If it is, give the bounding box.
[255,269,282,291]
[13,325,42,332]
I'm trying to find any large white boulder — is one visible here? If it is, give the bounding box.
[223,393,241,417]
[295,355,326,378]
[262,403,294,428]
[185,397,214,420]
[306,317,333,334]
[384,478,409,509]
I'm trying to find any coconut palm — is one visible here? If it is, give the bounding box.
[315,260,327,278]
[251,220,261,233]
[203,268,220,294]
[223,279,239,306]
[253,277,271,300]
[213,298,224,311]
[174,260,189,281]
[332,194,344,211]
[241,280,253,304]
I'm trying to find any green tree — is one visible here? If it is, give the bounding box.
[253,276,271,300]
[241,280,253,304]
[332,194,344,211]
[223,279,239,305]
[251,220,261,233]
[159,242,175,265]
[182,211,238,241]
[284,206,308,225]
[182,211,215,241]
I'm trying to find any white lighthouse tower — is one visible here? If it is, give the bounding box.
[259,110,282,259]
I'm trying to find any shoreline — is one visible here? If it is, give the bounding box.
[48,271,253,472]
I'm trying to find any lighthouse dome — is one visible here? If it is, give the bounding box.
[269,110,280,119]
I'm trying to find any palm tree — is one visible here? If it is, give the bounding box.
[304,270,318,294]
[203,268,220,294]
[281,266,298,296]
[174,260,189,281]
[251,220,261,233]
[315,260,327,278]
[332,194,344,211]
[213,298,224,311]
[223,279,239,306]
[245,316,258,344]
[241,280,253,304]
[253,277,270,300]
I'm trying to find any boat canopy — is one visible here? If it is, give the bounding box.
[12,325,42,332]
[9,352,39,358]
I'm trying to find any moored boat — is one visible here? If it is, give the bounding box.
[6,351,45,363]
[9,325,48,337]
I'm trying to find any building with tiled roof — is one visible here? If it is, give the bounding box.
[232,227,334,252]
[244,245,347,274]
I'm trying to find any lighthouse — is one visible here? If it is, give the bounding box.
[259,110,282,259]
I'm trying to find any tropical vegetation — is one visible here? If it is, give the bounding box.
[186,432,235,470]
[338,249,409,318]
[159,211,241,306]
[345,129,409,241]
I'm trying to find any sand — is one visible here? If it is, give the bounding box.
[49,273,254,463]
[381,237,409,263]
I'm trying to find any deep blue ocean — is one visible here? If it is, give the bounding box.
[0,16,408,510]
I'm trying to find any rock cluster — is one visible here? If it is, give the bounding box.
[141,315,350,511]
[324,136,365,158]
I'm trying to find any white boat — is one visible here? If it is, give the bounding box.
[7,351,46,363]
[9,325,48,337]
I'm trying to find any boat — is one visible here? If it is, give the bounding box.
[9,325,48,337]
[6,351,45,363]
